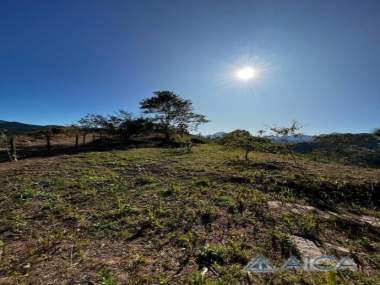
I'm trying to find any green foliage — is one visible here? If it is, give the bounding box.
[307,133,380,167]
[281,212,319,239]
[176,231,198,250]
[78,110,154,139]
[99,268,116,285]
[79,113,110,130]
[140,90,209,140]
[222,129,268,160]
[196,242,250,268]
[197,244,229,267]
[119,117,153,138]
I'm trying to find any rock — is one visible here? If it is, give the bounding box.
[290,235,324,258]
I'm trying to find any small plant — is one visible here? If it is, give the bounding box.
[213,196,237,212]
[196,242,250,269]
[188,271,208,285]
[357,236,374,250]
[135,174,156,185]
[99,268,116,285]
[161,183,180,197]
[281,212,319,239]
[196,244,228,267]
[176,134,193,153]
[176,231,198,251]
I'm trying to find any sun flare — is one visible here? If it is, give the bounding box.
[235,66,257,81]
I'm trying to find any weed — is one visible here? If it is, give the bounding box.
[99,268,116,285]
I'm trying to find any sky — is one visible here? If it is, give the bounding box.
[0,0,379,135]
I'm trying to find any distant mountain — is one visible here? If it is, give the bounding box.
[266,135,314,143]
[0,120,60,134]
[206,132,313,142]
[207,132,227,139]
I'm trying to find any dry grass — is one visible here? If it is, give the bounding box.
[0,144,379,284]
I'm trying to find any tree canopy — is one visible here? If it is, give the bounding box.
[222,129,268,161]
[140,91,209,140]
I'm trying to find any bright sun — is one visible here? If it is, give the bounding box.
[235,66,257,81]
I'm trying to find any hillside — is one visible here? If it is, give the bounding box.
[293,133,380,168]
[0,144,379,284]
[0,120,60,134]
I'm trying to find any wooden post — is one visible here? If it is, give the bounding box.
[82,133,86,145]
[75,134,79,149]
[10,136,17,161]
[46,134,51,155]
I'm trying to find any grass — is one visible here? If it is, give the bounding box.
[0,144,379,284]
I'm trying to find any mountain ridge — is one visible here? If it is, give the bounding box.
[0,120,61,134]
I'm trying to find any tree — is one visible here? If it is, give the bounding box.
[119,117,153,139]
[374,129,380,138]
[78,114,110,141]
[78,114,109,129]
[222,130,268,161]
[107,110,133,132]
[140,91,209,140]
[270,121,302,165]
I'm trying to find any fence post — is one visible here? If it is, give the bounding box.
[46,133,51,155]
[10,136,17,161]
[75,134,79,149]
[82,133,86,145]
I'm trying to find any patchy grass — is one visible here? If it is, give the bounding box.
[0,144,379,284]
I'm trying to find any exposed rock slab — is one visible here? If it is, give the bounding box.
[267,201,379,227]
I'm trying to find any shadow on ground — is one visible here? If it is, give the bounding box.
[0,139,161,163]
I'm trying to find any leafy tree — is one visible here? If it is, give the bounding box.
[78,113,110,141]
[222,129,267,161]
[78,114,109,130]
[78,111,154,140]
[140,91,208,140]
[374,128,380,138]
[119,117,153,139]
[107,110,133,131]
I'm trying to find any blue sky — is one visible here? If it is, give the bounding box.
[0,0,379,135]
